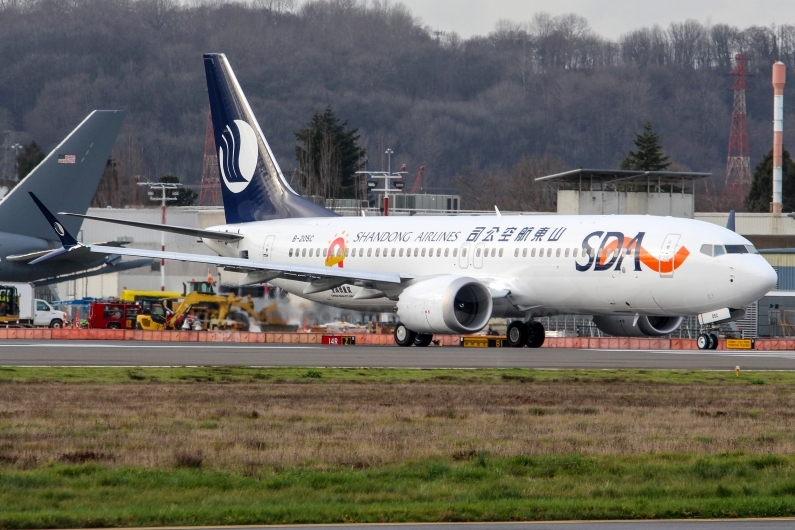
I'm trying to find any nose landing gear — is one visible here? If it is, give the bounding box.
[697,332,719,350]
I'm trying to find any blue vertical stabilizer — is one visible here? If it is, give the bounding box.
[203,53,335,223]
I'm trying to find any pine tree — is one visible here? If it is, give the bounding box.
[294,106,366,199]
[745,149,795,213]
[620,122,672,171]
[16,140,45,181]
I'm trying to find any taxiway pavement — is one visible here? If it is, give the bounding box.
[1,341,795,369]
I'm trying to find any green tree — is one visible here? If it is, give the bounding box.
[745,149,795,213]
[294,106,366,199]
[159,175,197,206]
[16,140,45,181]
[620,122,672,171]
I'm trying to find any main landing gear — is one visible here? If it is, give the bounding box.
[394,322,435,347]
[507,320,545,348]
[697,332,719,350]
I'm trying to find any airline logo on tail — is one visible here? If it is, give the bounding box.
[218,119,258,193]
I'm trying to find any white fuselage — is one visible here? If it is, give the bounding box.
[201,214,777,318]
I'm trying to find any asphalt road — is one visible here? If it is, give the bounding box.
[2,341,795,369]
[124,521,795,530]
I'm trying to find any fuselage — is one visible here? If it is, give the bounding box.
[201,214,777,318]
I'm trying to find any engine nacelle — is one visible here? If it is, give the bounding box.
[396,276,493,334]
[592,315,684,337]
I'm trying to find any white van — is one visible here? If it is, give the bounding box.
[0,282,67,327]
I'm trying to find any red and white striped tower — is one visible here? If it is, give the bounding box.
[726,54,751,186]
[772,61,787,213]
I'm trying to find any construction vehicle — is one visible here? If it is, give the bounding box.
[0,282,68,328]
[136,292,261,331]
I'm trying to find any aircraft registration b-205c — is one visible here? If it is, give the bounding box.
[30,54,777,350]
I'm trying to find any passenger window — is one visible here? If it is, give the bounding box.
[491,248,496,257]
[546,248,551,257]
[565,248,570,257]
[367,248,372,257]
[414,248,419,257]
[476,248,482,257]
[713,245,726,257]
[302,248,306,257]
[531,248,536,257]
[556,248,561,257]
[391,248,396,257]
[444,248,449,257]
[522,248,527,257]
[289,248,294,257]
[700,244,713,256]
[323,248,327,257]
[573,248,578,257]
[399,248,404,257]
[514,248,519,257]
[539,248,544,257]
[499,248,503,257]
[461,248,466,257]
[421,248,426,257]
[437,248,442,257]
[309,249,313,257]
[375,248,379,257]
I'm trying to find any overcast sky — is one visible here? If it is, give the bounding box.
[394,0,792,40]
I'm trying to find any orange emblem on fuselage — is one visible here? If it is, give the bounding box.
[597,236,690,273]
[325,237,345,268]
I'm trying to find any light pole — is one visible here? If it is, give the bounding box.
[138,180,181,291]
[9,143,22,181]
[384,149,394,216]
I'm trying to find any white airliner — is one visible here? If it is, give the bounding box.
[30,53,777,350]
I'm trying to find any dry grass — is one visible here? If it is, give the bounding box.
[1,380,794,472]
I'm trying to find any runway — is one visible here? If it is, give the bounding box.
[2,340,795,369]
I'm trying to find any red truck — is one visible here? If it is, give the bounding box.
[87,301,141,329]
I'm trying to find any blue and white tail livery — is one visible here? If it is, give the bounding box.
[203,53,334,223]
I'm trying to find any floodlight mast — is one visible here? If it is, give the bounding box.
[355,148,406,216]
[138,180,182,290]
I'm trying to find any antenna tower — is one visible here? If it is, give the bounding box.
[726,53,751,186]
[198,110,221,206]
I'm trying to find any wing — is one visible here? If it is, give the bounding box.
[87,244,405,285]
[60,212,243,242]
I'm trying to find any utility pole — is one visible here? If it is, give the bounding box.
[138,181,181,291]
[356,148,406,216]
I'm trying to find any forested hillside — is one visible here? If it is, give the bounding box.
[0,0,793,207]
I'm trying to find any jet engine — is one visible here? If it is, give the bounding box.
[396,276,493,334]
[592,315,684,337]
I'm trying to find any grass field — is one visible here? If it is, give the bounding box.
[1,367,795,527]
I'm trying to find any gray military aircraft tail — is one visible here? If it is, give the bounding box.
[0,110,151,284]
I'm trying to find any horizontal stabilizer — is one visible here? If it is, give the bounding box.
[60,213,244,241]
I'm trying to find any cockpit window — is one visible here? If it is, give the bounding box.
[725,244,748,254]
[700,244,713,256]
[746,244,759,254]
[713,245,726,257]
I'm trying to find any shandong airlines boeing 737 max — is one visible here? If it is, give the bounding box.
[31,53,776,350]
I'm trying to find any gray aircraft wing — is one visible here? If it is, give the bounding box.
[0,110,124,241]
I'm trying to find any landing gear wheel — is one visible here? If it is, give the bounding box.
[507,321,529,348]
[697,334,710,350]
[526,322,546,348]
[414,333,433,347]
[709,333,719,350]
[394,322,417,347]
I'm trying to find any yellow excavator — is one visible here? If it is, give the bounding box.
[136,292,261,331]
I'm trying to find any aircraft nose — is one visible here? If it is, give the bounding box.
[746,258,777,298]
